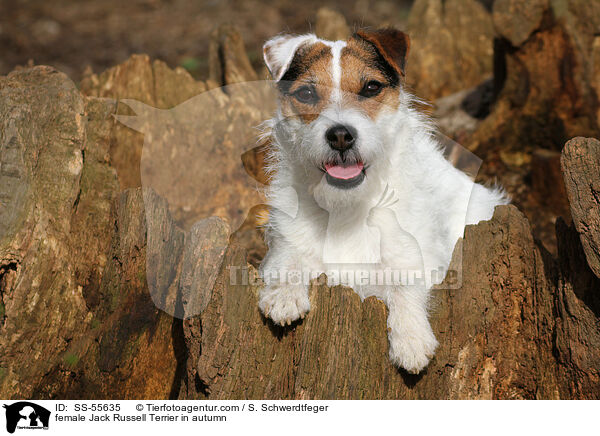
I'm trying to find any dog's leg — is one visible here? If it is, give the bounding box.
[366,190,437,372]
[258,245,310,326]
[386,286,438,374]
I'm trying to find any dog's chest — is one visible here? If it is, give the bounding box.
[292,204,425,270]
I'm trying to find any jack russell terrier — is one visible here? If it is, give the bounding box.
[258,28,508,374]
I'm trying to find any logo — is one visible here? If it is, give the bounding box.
[2,402,50,433]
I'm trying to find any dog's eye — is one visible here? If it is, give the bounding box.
[359,81,383,98]
[293,86,318,104]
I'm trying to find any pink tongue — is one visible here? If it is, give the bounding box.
[325,162,364,179]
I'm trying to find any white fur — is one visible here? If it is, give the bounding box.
[323,40,346,102]
[263,34,318,81]
[259,34,509,374]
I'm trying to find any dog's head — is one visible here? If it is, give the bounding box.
[264,29,411,205]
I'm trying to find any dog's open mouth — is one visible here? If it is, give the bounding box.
[323,161,366,189]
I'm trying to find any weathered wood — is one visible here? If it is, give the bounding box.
[1,20,599,401]
[80,27,272,234]
[468,0,600,156]
[407,0,495,101]
[180,205,599,399]
[554,218,600,397]
[561,137,600,279]
[0,67,179,399]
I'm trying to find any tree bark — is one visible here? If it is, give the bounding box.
[407,0,495,101]
[1,22,599,401]
[468,0,600,156]
[178,204,599,400]
[561,137,600,279]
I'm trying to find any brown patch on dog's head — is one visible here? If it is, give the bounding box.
[339,29,410,119]
[277,42,333,123]
[264,28,411,123]
[354,28,410,77]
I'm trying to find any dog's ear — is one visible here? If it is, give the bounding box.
[356,28,410,76]
[263,34,317,81]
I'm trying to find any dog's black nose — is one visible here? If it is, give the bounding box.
[325,124,356,152]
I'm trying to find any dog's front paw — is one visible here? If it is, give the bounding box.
[388,322,438,374]
[258,284,310,326]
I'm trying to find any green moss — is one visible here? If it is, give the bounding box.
[110,290,120,312]
[63,353,79,367]
[90,318,101,330]
[121,334,144,363]
[180,57,201,73]
[0,367,7,382]
[103,273,121,312]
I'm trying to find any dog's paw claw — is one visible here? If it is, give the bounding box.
[388,324,438,374]
[259,284,310,326]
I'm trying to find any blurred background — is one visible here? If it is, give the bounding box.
[1,0,599,256]
[0,0,414,80]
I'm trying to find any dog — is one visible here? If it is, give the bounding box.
[258,28,508,374]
